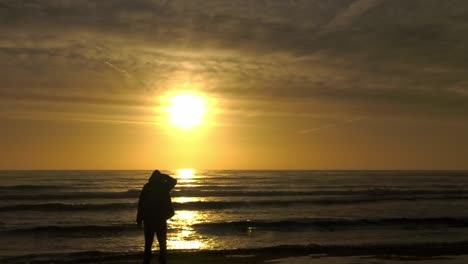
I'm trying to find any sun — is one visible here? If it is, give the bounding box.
[167,94,206,129]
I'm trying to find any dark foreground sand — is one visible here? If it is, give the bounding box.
[4,242,468,264]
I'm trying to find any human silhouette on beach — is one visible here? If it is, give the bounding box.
[137,170,177,264]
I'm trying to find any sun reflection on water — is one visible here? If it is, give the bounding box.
[173,197,202,203]
[177,169,194,179]
[160,169,216,250]
[167,210,210,250]
[176,169,198,184]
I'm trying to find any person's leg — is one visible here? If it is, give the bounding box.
[155,221,168,264]
[143,225,155,264]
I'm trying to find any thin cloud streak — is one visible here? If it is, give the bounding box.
[299,117,365,134]
[320,0,384,33]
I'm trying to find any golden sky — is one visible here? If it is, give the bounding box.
[1,0,468,169]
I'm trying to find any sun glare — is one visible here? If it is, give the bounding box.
[177,169,195,179]
[167,94,206,129]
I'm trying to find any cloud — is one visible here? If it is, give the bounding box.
[1,0,468,123]
[321,0,384,33]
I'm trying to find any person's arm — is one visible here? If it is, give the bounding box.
[162,174,177,191]
[136,187,145,227]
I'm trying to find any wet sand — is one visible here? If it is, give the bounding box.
[4,242,468,264]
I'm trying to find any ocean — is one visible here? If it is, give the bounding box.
[1,170,468,263]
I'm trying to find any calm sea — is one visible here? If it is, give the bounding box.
[1,170,468,262]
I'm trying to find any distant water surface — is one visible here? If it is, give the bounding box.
[1,170,468,261]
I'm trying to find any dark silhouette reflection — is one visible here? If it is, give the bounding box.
[137,170,177,264]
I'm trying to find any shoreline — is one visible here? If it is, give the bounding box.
[4,242,468,264]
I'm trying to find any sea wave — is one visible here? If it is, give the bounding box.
[0,190,140,200]
[0,202,135,212]
[194,217,468,232]
[2,195,468,212]
[0,200,318,212]
[2,188,468,200]
[3,217,468,236]
[0,185,70,191]
[4,224,139,235]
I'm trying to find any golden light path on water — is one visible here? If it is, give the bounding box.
[163,169,214,250]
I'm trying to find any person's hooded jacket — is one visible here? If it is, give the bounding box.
[137,171,177,227]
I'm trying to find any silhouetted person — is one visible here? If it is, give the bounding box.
[137,170,177,264]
